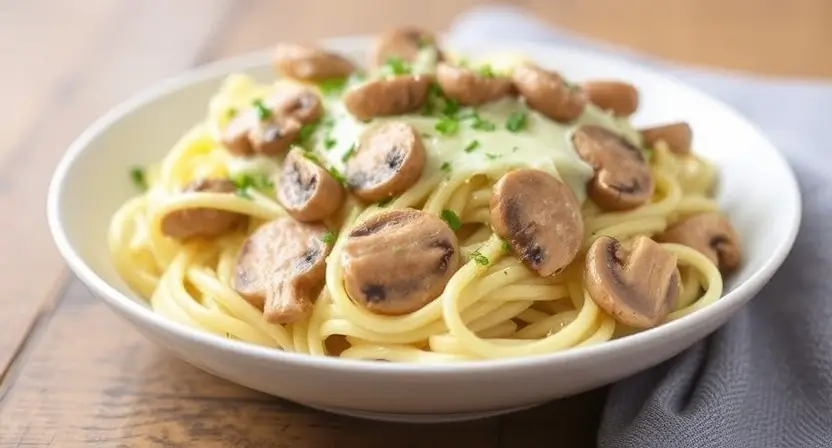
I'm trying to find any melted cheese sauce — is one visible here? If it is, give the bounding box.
[211,72,643,205]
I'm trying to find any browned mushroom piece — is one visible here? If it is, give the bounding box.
[273,43,356,82]
[221,109,302,156]
[341,208,460,315]
[580,80,640,117]
[267,85,323,125]
[511,63,586,123]
[639,122,693,156]
[657,212,741,274]
[160,178,247,240]
[585,235,681,329]
[371,27,443,69]
[490,169,584,277]
[345,121,426,202]
[233,218,332,324]
[572,124,654,211]
[276,147,345,222]
[435,63,514,106]
[343,75,431,121]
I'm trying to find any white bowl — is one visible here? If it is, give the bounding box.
[47,36,801,423]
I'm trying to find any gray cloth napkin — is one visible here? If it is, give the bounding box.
[449,6,832,448]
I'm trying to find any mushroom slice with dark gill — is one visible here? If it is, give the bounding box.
[572,124,654,211]
[657,212,741,274]
[277,147,345,222]
[370,27,443,69]
[639,122,693,156]
[435,63,514,106]
[267,85,323,125]
[233,218,332,324]
[341,208,460,315]
[160,178,248,240]
[490,169,584,277]
[345,121,426,202]
[511,63,586,123]
[343,75,430,121]
[273,43,356,82]
[221,108,302,156]
[585,235,681,329]
[579,80,640,117]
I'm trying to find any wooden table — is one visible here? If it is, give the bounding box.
[1,0,829,446]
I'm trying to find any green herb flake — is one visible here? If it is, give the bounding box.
[470,115,496,131]
[501,240,511,252]
[435,116,459,135]
[328,167,348,186]
[252,98,272,120]
[341,144,356,162]
[324,136,337,150]
[442,97,460,116]
[477,64,495,78]
[485,153,500,160]
[506,111,527,132]
[381,56,412,76]
[440,161,452,173]
[129,166,148,191]
[441,209,462,231]
[417,35,434,49]
[301,151,321,164]
[232,172,274,199]
[318,77,349,96]
[377,196,396,208]
[643,147,655,160]
[470,250,490,266]
[298,120,319,143]
[321,231,336,244]
[464,140,480,153]
[226,108,238,119]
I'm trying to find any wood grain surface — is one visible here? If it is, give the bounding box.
[1,0,829,446]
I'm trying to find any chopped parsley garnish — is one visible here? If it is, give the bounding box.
[506,111,527,132]
[477,64,495,78]
[440,161,452,173]
[381,56,412,76]
[328,166,347,186]
[341,144,356,162]
[512,146,519,152]
[435,116,459,135]
[421,132,433,139]
[417,35,433,49]
[501,240,511,252]
[470,114,496,131]
[643,147,655,160]
[485,153,500,160]
[440,209,462,231]
[252,98,272,120]
[232,172,274,199]
[321,231,336,244]
[129,166,147,191]
[226,108,238,119]
[301,151,321,164]
[318,77,349,96]
[470,250,490,266]
[464,140,480,153]
[377,196,396,207]
[298,120,319,143]
[324,136,337,150]
[442,97,460,116]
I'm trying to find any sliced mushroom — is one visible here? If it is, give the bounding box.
[490,169,584,277]
[585,235,681,329]
[345,121,426,202]
[371,27,443,69]
[273,43,355,82]
[639,122,693,156]
[267,86,323,125]
[657,212,741,274]
[342,208,460,315]
[511,63,586,123]
[580,80,639,116]
[221,110,302,156]
[160,178,247,240]
[343,75,430,121]
[233,218,332,324]
[276,147,345,222]
[572,124,654,211]
[435,63,514,106]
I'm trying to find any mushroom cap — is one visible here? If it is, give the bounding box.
[371,27,443,69]
[221,108,302,157]
[267,85,323,125]
[345,121,426,202]
[233,217,332,324]
[511,63,586,123]
[585,235,681,329]
[273,43,356,82]
[160,178,247,240]
[657,212,741,274]
[639,122,693,156]
[343,75,431,121]
[490,169,584,276]
[341,208,460,316]
[572,124,654,211]
[435,63,514,106]
[579,80,639,117]
[276,147,345,222]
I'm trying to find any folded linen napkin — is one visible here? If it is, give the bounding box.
[448,6,832,448]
